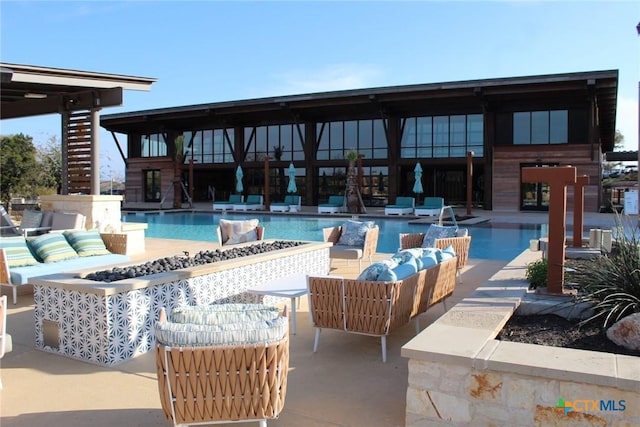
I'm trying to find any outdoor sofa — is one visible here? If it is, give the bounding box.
[0,230,129,304]
[307,249,458,362]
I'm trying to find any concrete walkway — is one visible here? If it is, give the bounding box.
[1,236,506,427]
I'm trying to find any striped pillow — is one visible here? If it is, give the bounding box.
[0,237,39,267]
[28,233,79,263]
[63,230,110,256]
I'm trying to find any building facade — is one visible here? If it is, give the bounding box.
[100,70,618,212]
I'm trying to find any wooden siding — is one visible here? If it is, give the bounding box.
[493,144,601,212]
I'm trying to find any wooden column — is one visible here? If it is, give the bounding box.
[264,156,270,210]
[522,166,576,295]
[572,175,589,248]
[466,151,474,215]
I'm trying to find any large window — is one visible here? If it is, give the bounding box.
[316,119,388,160]
[244,124,305,162]
[141,133,167,158]
[317,165,388,207]
[513,110,568,145]
[401,114,483,158]
[143,169,161,202]
[183,129,234,164]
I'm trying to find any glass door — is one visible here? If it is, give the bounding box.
[520,163,557,211]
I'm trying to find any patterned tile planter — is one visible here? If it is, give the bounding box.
[32,241,331,366]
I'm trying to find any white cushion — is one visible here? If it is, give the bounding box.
[219,218,259,244]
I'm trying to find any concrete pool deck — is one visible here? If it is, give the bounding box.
[1,208,634,426]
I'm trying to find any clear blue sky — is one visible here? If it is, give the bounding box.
[1,1,639,180]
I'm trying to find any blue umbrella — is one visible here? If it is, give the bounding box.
[235,166,244,193]
[287,163,297,193]
[413,162,424,194]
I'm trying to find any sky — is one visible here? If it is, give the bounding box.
[1,1,639,180]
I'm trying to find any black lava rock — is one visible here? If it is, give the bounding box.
[84,240,306,282]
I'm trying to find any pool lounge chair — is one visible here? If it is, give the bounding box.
[317,195,345,214]
[414,197,444,217]
[212,194,243,211]
[233,194,265,211]
[270,195,301,212]
[384,196,415,216]
[0,207,51,237]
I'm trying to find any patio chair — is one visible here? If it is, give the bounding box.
[0,295,11,389]
[322,221,379,270]
[217,218,265,246]
[270,195,301,213]
[155,304,289,427]
[0,206,51,237]
[384,196,415,216]
[233,194,265,211]
[414,197,444,217]
[212,194,243,211]
[317,195,346,214]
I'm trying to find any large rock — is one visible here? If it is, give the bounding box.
[606,313,640,351]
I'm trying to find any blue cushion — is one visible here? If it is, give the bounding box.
[154,316,288,346]
[170,303,280,325]
[421,224,458,247]
[27,233,78,263]
[419,248,440,269]
[338,220,375,246]
[63,229,111,257]
[391,258,418,280]
[356,259,398,281]
[377,266,398,282]
[0,236,39,267]
[437,245,456,262]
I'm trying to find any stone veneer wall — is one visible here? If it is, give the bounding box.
[403,249,640,426]
[34,245,329,366]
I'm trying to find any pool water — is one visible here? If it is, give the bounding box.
[123,212,547,261]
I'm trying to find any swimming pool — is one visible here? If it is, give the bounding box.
[122,212,547,261]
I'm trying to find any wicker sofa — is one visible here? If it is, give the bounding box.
[307,255,457,362]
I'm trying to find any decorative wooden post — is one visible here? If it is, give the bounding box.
[466,151,474,216]
[572,175,589,248]
[264,156,270,210]
[189,159,195,202]
[522,166,576,295]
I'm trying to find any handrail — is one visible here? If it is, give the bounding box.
[438,205,458,228]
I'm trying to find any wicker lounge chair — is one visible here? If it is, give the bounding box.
[270,195,301,212]
[155,306,289,427]
[322,224,379,270]
[414,197,444,217]
[212,194,243,211]
[317,195,346,214]
[384,196,415,216]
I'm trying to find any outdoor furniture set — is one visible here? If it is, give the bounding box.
[212,194,266,211]
[269,195,302,213]
[317,195,346,213]
[413,197,445,217]
[0,206,86,237]
[384,196,416,215]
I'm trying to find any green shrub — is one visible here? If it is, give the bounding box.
[570,216,640,328]
[526,258,548,289]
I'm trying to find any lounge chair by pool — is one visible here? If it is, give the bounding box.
[414,197,444,217]
[233,195,264,211]
[318,195,345,214]
[212,194,243,211]
[270,195,301,212]
[384,196,415,216]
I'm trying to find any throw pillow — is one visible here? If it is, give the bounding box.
[219,219,259,244]
[0,236,39,267]
[170,303,280,325]
[20,210,43,229]
[28,233,79,263]
[390,258,418,280]
[419,248,440,269]
[337,220,375,247]
[356,259,398,281]
[437,245,456,262]
[421,224,458,248]
[63,229,111,256]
